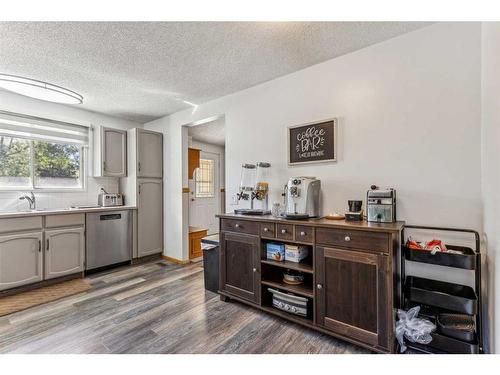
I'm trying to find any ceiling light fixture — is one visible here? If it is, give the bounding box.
[0,74,83,104]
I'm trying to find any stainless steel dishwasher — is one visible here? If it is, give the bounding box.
[86,210,132,271]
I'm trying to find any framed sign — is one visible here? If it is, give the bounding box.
[288,118,337,165]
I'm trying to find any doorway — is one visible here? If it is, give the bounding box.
[187,117,225,237]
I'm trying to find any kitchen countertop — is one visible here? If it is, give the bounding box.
[217,213,405,233]
[0,205,137,219]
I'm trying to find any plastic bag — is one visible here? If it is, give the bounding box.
[395,306,436,353]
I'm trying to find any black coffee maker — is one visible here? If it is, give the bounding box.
[345,200,363,221]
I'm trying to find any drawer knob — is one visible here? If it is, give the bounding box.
[317,284,323,290]
[344,236,351,242]
[253,268,257,273]
[235,223,240,228]
[300,231,306,236]
[263,227,269,232]
[281,229,287,234]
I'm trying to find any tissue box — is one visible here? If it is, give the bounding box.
[266,243,285,262]
[285,244,309,263]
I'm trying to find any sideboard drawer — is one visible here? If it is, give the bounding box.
[315,227,390,253]
[221,219,259,235]
[260,223,275,238]
[276,223,294,241]
[294,225,313,243]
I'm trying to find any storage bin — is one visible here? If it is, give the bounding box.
[268,288,309,317]
[405,276,477,315]
[404,245,476,270]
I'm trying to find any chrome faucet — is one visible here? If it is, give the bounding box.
[19,192,36,210]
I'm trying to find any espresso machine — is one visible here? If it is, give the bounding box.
[283,177,321,219]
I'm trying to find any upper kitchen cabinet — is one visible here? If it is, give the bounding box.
[93,125,128,177]
[136,129,163,178]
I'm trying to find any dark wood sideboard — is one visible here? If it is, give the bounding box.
[217,213,405,353]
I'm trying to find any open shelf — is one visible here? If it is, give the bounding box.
[261,279,314,298]
[261,259,313,274]
[260,304,313,325]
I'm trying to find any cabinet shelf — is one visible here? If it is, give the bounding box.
[260,259,313,274]
[261,279,314,298]
[260,304,313,326]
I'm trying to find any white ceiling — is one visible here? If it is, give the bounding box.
[189,117,225,146]
[0,22,432,123]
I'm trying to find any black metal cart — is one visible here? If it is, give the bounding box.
[400,225,483,354]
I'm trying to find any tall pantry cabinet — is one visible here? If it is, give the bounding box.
[122,128,164,258]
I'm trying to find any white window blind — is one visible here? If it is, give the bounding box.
[0,110,89,145]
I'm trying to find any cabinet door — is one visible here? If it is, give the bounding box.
[316,247,391,350]
[137,179,163,257]
[102,127,127,177]
[220,232,260,304]
[45,227,85,280]
[0,232,43,291]
[137,129,163,178]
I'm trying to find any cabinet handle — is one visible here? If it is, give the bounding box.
[103,161,106,171]
[46,239,49,251]
[38,240,41,252]
[235,223,240,228]
[263,227,269,232]
[138,185,141,194]
[316,284,323,290]
[138,162,141,172]
[281,229,287,234]
[344,236,351,242]
[300,231,306,236]
[252,268,257,273]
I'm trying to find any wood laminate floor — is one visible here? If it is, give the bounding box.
[0,260,369,354]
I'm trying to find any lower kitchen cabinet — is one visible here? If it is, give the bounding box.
[0,232,43,291]
[315,246,392,350]
[220,232,260,304]
[137,179,163,257]
[44,227,85,280]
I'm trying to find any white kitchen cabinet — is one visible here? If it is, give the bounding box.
[0,232,43,291]
[93,125,127,177]
[137,129,163,178]
[44,227,85,280]
[137,179,163,257]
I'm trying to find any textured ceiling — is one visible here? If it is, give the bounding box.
[0,22,432,123]
[189,117,225,146]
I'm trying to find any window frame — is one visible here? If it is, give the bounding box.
[195,158,215,199]
[0,136,87,192]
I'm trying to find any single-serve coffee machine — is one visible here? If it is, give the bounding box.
[283,177,321,219]
[367,185,397,223]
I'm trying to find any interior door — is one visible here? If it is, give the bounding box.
[137,129,163,178]
[220,231,260,304]
[137,179,163,257]
[188,151,220,234]
[316,246,391,350]
[45,227,84,279]
[103,127,127,177]
[0,232,43,291]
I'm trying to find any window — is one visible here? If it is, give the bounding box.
[0,111,88,190]
[195,158,215,198]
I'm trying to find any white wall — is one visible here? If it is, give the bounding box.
[481,22,500,354]
[0,90,141,211]
[145,22,482,259]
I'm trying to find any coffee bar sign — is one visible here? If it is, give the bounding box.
[288,118,337,165]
